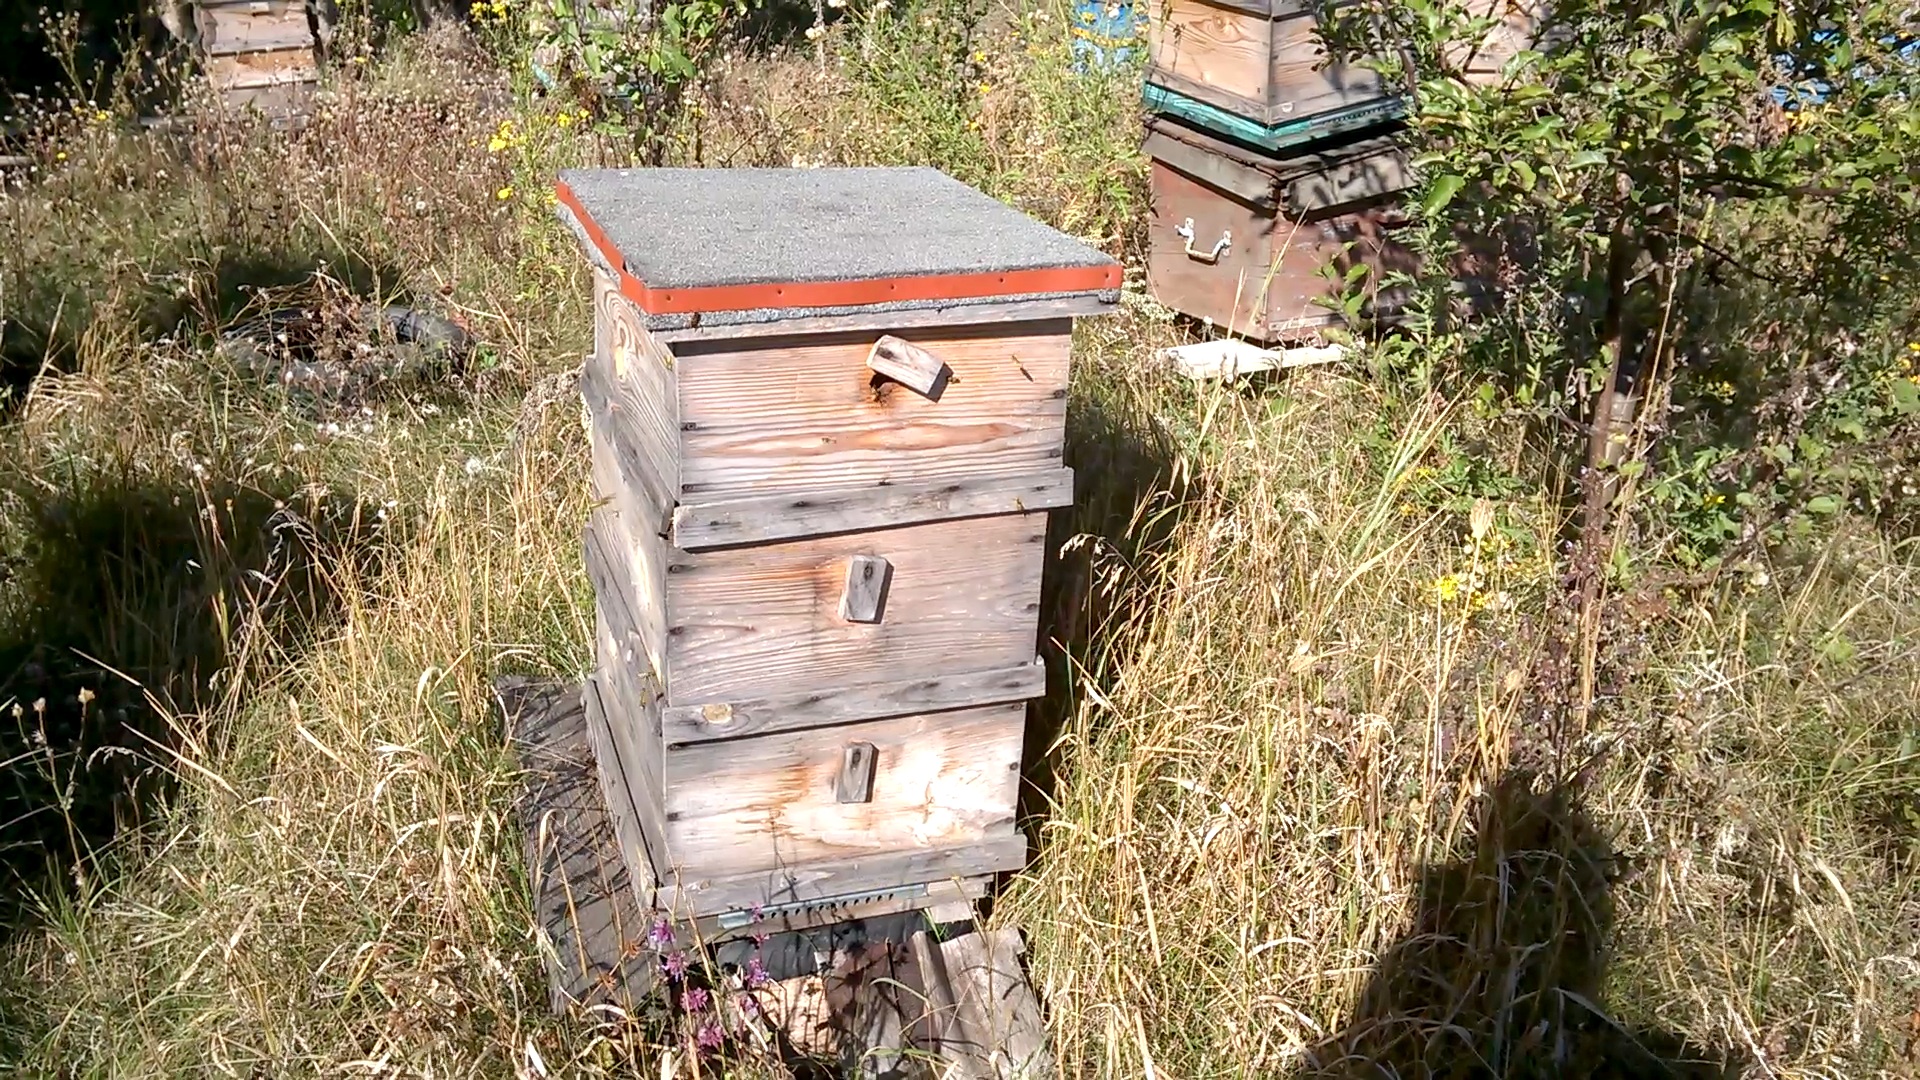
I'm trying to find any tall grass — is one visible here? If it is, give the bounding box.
[0,3,1914,1077]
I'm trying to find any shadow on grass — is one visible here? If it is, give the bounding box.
[1305,771,1744,1080]
[0,470,375,938]
[1011,375,1188,880]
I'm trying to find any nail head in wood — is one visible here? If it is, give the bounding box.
[865,335,950,399]
[837,741,877,804]
[839,554,892,623]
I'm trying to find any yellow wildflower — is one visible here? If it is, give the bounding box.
[978,82,992,95]
[555,110,574,128]
[1430,574,1463,603]
[1703,492,1725,509]
[496,186,514,200]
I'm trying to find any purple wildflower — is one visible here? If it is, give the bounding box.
[738,993,761,1019]
[661,950,689,982]
[682,986,711,1012]
[695,1020,724,1052]
[647,918,674,948]
[751,930,770,947]
[745,954,771,989]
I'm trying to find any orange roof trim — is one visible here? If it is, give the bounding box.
[556,178,1123,317]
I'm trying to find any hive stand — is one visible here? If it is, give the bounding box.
[500,675,1056,1079]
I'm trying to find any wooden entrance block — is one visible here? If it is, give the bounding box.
[559,167,1118,926]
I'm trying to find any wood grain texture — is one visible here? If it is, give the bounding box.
[659,657,1045,746]
[497,676,656,1012]
[1146,0,1387,123]
[672,322,1072,498]
[587,626,672,887]
[194,1,314,55]
[588,418,671,682]
[587,265,681,507]
[937,929,1054,1079]
[661,702,1026,881]
[663,512,1046,704]
[652,294,1113,345]
[670,468,1074,551]
[657,831,1026,918]
[1147,0,1271,108]
[203,47,317,90]
[596,600,667,839]
[1147,157,1416,341]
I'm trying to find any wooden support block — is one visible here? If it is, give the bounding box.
[494,676,656,1013]
[933,928,1054,1079]
[836,741,878,804]
[840,554,893,624]
[866,334,952,399]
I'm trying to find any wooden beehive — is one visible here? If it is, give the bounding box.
[557,167,1120,935]
[1143,0,1547,151]
[193,0,320,113]
[1143,115,1418,340]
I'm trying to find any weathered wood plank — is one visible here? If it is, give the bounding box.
[587,429,670,682]
[651,294,1113,345]
[496,676,655,1012]
[594,602,667,841]
[1145,0,1389,125]
[867,335,950,399]
[839,554,892,624]
[669,468,1074,551]
[194,0,314,55]
[672,322,1072,498]
[203,46,317,91]
[658,830,1027,918]
[582,669,668,899]
[591,266,682,502]
[664,513,1045,704]
[1146,156,1416,341]
[660,657,1045,746]
[937,929,1054,1079]
[662,702,1026,880]
[1147,0,1272,110]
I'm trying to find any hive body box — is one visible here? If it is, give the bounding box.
[192,0,321,112]
[1143,116,1419,340]
[1143,0,1547,152]
[558,167,1119,932]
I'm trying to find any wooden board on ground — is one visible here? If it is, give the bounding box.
[1162,339,1347,380]
[496,675,656,1013]
[909,926,1054,1079]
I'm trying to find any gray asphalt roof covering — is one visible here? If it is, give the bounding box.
[558,167,1119,294]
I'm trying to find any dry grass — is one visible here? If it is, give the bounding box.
[0,3,1916,1078]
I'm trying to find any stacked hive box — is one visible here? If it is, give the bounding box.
[192,0,321,113]
[1142,0,1540,340]
[556,167,1120,939]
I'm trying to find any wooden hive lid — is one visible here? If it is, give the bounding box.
[555,167,1122,332]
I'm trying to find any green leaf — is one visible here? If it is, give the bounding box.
[1511,159,1536,191]
[1518,117,1564,140]
[1806,495,1841,515]
[1892,377,1920,415]
[1423,174,1467,215]
[1567,149,1608,169]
